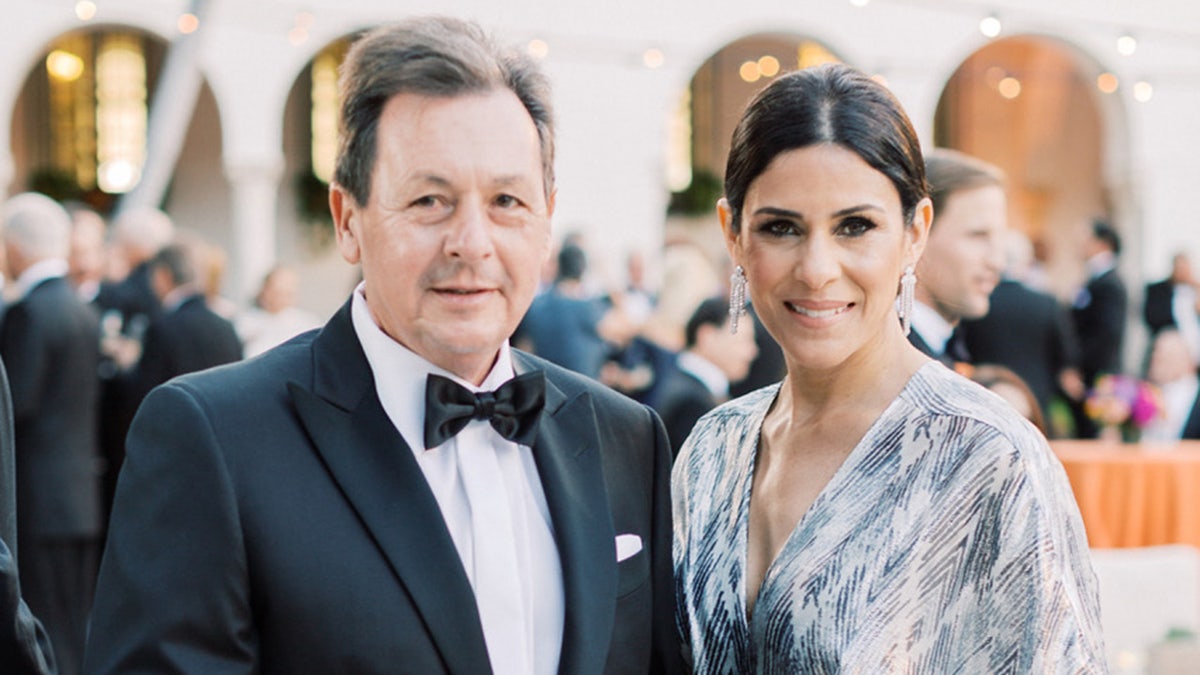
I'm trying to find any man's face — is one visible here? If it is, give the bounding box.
[331,89,554,384]
[916,184,1006,323]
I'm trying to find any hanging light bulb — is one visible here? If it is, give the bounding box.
[178,12,200,34]
[643,48,665,69]
[1117,34,1137,56]
[979,15,1002,38]
[1133,81,1153,102]
[527,39,549,59]
[75,1,97,21]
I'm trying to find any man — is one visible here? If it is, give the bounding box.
[1071,220,1128,385]
[92,205,173,517]
[0,193,103,675]
[1,357,55,674]
[1142,328,1200,442]
[655,297,757,454]
[1144,251,1200,362]
[121,239,243,410]
[87,17,680,674]
[908,148,1006,365]
[959,230,1084,432]
[518,243,610,379]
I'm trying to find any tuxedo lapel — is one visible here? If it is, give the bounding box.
[289,303,492,674]
[515,352,617,675]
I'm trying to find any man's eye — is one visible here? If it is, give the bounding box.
[494,194,521,208]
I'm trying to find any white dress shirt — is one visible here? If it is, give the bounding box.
[1143,374,1199,443]
[910,300,955,355]
[351,284,563,674]
[676,350,729,400]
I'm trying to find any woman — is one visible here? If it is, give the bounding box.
[672,63,1104,672]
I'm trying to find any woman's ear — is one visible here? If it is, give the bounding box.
[718,198,740,262]
[906,196,933,266]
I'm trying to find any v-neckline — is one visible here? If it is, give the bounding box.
[738,362,931,626]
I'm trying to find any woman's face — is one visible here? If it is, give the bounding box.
[721,144,928,373]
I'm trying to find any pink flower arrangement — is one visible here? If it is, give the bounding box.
[1084,374,1164,433]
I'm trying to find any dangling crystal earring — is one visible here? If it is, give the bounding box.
[729,265,747,334]
[897,264,916,337]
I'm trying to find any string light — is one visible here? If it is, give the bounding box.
[1116,34,1137,56]
[75,1,97,21]
[998,76,1021,99]
[757,55,780,77]
[642,48,665,69]
[980,15,1002,38]
[527,39,549,59]
[1097,72,1119,94]
[178,12,199,34]
[739,61,761,83]
[1133,80,1153,102]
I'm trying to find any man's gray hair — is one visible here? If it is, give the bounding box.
[112,206,175,257]
[333,16,555,206]
[2,192,71,261]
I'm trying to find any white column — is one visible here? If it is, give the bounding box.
[117,0,213,215]
[225,157,284,304]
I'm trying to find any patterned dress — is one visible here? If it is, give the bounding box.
[673,361,1105,674]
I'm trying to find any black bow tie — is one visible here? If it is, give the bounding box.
[423,371,546,450]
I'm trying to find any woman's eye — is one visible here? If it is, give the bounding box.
[758,219,797,237]
[838,216,876,237]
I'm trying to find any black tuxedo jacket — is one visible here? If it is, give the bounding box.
[0,357,55,673]
[0,277,102,539]
[86,300,681,674]
[1072,268,1128,383]
[960,279,1080,414]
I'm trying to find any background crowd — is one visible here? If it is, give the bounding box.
[0,165,1196,672]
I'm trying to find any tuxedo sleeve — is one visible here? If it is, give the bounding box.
[85,382,256,673]
[646,405,687,674]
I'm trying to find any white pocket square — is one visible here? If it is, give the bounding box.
[615,533,643,562]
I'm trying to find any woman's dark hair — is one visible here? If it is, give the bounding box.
[723,63,928,232]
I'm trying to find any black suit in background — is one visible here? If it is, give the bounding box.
[94,261,162,520]
[1143,279,1176,336]
[1071,267,1128,439]
[1071,268,1128,385]
[123,293,243,425]
[0,277,102,675]
[960,279,1081,420]
[655,363,717,456]
[1184,391,1200,440]
[86,301,681,673]
[0,356,56,674]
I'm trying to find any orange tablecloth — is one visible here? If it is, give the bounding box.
[1052,440,1200,549]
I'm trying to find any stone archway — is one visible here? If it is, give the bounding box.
[934,35,1130,300]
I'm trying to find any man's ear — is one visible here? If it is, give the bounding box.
[329,183,362,265]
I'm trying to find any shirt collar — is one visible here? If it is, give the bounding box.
[910,300,955,354]
[677,350,729,398]
[11,258,69,301]
[350,282,515,452]
[1086,251,1117,279]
